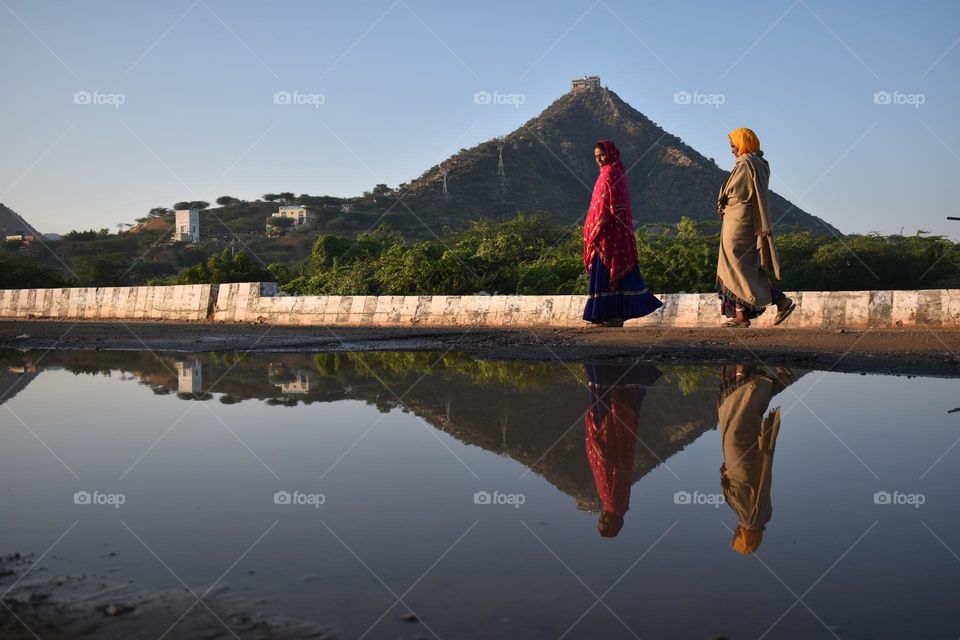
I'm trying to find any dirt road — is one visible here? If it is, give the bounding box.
[2,319,959,376]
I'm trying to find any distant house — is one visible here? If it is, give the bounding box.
[4,234,35,251]
[277,370,314,394]
[173,208,200,243]
[571,75,601,91]
[176,359,202,394]
[270,205,315,231]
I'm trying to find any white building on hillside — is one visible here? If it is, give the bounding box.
[271,205,315,230]
[174,208,200,243]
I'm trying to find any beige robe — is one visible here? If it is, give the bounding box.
[717,152,781,311]
[719,372,781,531]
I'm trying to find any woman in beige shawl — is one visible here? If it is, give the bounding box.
[717,128,796,327]
[718,364,795,554]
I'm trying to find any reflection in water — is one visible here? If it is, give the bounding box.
[176,358,202,395]
[584,362,662,537]
[2,348,959,638]
[0,349,725,513]
[717,364,796,554]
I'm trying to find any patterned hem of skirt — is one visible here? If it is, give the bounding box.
[716,277,764,313]
[587,288,649,299]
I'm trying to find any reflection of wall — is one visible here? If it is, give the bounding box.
[177,360,202,395]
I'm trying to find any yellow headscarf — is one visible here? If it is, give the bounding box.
[731,526,764,555]
[728,128,761,155]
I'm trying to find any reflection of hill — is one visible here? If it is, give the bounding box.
[0,350,725,506]
[398,365,721,511]
[0,367,39,405]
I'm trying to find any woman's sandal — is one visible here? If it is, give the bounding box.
[724,320,751,328]
[773,301,797,326]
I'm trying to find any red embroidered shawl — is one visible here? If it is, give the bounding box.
[583,140,638,290]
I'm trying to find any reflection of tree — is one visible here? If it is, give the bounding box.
[718,365,796,555]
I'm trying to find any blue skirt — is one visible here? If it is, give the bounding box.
[583,254,663,323]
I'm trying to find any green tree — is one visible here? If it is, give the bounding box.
[176,249,272,284]
[73,252,126,286]
[0,253,66,288]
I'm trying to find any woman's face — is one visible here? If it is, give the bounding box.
[729,139,739,157]
[595,145,607,167]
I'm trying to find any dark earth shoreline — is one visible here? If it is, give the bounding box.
[2,319,960,377]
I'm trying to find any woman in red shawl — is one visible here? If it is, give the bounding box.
[583,140,663,327]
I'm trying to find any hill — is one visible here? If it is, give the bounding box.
[396,81,836,235]
[0,203,42,237]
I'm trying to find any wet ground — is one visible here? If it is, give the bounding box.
[2,320,960,376]
[1,349,959,638]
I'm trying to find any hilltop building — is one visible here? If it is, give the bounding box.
[173,208,200,243]
[571,75,601,91]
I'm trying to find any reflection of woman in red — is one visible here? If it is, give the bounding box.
[718,365,795,554]
[584,362,662,537]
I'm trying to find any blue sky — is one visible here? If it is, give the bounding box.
[1,0,959,237]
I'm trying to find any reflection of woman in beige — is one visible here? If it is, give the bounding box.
[718,364,795,554]
[583,362,662,537]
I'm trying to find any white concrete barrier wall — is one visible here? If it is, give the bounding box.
[1,283,959,329]
[0,284,216,322]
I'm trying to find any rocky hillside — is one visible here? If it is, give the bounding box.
[397,83,837,235]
